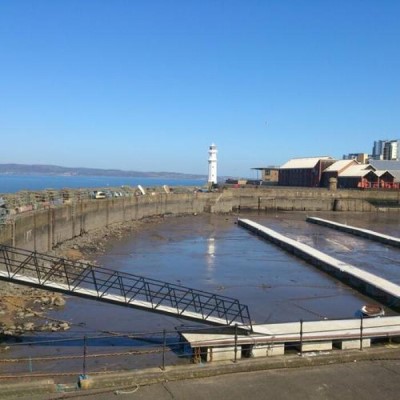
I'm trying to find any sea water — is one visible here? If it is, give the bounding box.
[0,174,206,194]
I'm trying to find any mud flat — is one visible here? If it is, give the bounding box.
[0,215,165,339]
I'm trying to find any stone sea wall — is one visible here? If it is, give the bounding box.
[230,187,400,212]
[1,187,399,253]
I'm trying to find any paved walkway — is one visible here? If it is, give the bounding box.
[7,345,397,400]
[32,357,400,400]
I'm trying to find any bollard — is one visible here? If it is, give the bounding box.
[79,374,93,390]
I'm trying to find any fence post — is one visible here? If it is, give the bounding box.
[300,319,303,356]
[234,324,238,363]
[83,335,87,376]
[162,329,166,371]
[360,316,364,351]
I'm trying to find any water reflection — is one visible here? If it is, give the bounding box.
[206,237,216,270]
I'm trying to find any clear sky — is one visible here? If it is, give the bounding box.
[0,1,399,178]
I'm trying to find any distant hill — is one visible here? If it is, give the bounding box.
[0,164,206,180]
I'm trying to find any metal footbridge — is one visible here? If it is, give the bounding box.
[0,245,252,330]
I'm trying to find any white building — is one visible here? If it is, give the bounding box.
[208,143,218,185]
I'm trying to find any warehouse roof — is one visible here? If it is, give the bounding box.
[368,160,400,171]
[280,156,334,169]
[388,170,400,182]
[338,164,374,178]
[374,170,394,178]
[324,160,356,172]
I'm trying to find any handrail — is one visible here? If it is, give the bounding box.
[0,245,252,330]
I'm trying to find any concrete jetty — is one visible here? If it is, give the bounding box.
[306,216,400,248]
[237,218,400,310]
[181,316,400,361]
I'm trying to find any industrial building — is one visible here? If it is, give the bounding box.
[278,157,335,187]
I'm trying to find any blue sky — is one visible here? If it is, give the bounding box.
[0,1,399,178]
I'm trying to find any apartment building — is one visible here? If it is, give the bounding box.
[372,140,400,161]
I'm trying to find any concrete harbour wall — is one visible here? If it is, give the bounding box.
[0,192,221,252]
[1,187,399,253]
[232,187,400,212]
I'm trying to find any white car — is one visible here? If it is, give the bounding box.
[94,191,106,199]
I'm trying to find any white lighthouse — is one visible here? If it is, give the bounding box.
[208,143,218,187]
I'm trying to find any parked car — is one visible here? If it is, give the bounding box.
[93,191,106,199]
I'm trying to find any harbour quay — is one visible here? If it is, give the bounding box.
[180,316,400,362]
[306,216,400,248]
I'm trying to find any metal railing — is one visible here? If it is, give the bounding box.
[2,317,400,380]
[0,245,252,329]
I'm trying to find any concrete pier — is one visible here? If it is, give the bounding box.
[181,316,400,361]
[237,218,400,310]
[306,216,400,248]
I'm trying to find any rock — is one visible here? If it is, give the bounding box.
[41,296,51,305]
[52,296,66,307]
[23,322,35,331]
[59,322,70,330]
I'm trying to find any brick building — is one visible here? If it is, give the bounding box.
[279,157,335,187]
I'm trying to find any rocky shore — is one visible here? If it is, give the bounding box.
[0,215,165,340]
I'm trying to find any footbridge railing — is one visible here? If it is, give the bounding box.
[0,245,252,330]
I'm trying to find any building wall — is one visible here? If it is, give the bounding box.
[279,166,319,187]
[279,160,335,187]
[261,168,279,183]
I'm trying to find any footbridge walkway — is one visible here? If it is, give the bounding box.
[0,245,253,330]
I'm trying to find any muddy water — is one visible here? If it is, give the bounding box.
[54,211,400,330]
[3,211,400,375]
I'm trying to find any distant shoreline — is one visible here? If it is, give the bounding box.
[0,163,206,180]
[0,172,204,179]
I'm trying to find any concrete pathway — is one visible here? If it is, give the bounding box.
[31,356,400,400]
